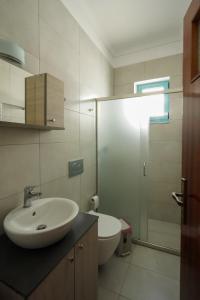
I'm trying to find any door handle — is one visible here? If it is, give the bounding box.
[172,178,187,208]
[143,162,146,177]
[172,192,184,207]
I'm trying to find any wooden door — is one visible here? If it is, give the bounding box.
[75,223,98,300]
[29,248,75,300]
[181,1,200,299]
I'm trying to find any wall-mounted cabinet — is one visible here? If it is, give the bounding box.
[25,73,64,129]
[0,58,65,130]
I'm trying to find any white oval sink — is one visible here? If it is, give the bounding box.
[3,197,79,249]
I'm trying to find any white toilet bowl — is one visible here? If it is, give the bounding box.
[88,211,121,265]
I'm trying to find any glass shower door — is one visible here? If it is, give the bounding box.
[97,92,182,252]
[98,97,148,239]
[144,92,182,251]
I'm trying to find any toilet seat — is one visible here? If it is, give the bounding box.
[88,211,121,239]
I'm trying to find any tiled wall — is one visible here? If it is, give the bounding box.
[0,0,113,233]
[114,54,183,224]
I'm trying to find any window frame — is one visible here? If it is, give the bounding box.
[135,79,170,124]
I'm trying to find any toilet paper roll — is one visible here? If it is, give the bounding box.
[90,195,99,211]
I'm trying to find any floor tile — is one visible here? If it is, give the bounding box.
[148,219,180,235]
[117,244,136,264]
[148,219,181,251]
[130,245,180,280]
[118,296,130,300]
[148,231,180,251]
[120,264,179,300]
[98,255,129,294]
[98,287,118,300]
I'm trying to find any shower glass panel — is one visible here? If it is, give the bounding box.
[97,91,182,251]
[146,92,182,251]
[98,97,149,239]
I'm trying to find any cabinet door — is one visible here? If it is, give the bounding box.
[75,223,98,300]
[29,248,75,300]
[46,73,64,128]
[25,73,64,129]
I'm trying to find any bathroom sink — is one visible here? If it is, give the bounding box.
[3,197,79,249]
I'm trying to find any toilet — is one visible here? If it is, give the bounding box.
[88,210,121,265]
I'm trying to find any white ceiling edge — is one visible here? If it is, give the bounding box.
[113,40,183,68]
[60,0,182,68]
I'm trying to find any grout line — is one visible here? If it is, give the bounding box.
[126,260,180,283]
[0,142,40,147]
[78,26,82,209]
[38,130,42,193]
[38,0,40,74]
[118,263,130,296]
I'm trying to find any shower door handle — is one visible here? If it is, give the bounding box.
[172,192,184,207]
[143,162,146,176]
[172,178,187,207]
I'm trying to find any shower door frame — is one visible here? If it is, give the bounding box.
[96,88,183,256]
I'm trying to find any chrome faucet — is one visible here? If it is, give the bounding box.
[24,186,42,208]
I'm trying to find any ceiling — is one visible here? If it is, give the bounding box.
[61,0,191,67]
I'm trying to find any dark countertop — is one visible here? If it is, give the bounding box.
[0,212,98,297]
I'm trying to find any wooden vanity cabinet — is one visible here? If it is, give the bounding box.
[28,223,97,300]
[25,73,64,129]
[75,222,98,300]
[29,248,75,300]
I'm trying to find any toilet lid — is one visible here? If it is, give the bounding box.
[89,211,121,239]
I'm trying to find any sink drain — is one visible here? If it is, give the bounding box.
[36,224,47,230]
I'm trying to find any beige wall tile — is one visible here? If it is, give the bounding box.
[80,159,96,212]
[149,120,182,142]
[170,75,183,89]
[79,29,113,115]
[0,59,10,97]
[39,0,79,51]
[114,62,145,86]
[80,114,96,157]
[24,52,39,75]
[0,144,40,199]
[144,54,182,79]
[149,201,181,224]
[80,114,96,211]
[114,54,183,95]
[149,141,182,163]
[80,85,96,116]
[147,181,181,204]
[39,109,80,144]
[0,0,39,57]
[41,176,81,207]
[0,192,23,234]
[39,19,79,76]
[0,0,113,230]
[0,128,39,145]
[114,83,133,96]
[148,161,181,184]
[10,64,31,106]
[39,19,80,112]
[170,93,183,120]
[39,142,68,184]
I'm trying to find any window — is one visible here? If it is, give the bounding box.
[135,78,170,124]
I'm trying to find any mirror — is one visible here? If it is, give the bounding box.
[0,58,32,124]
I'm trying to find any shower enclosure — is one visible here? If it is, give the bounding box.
[97,90,183,253]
